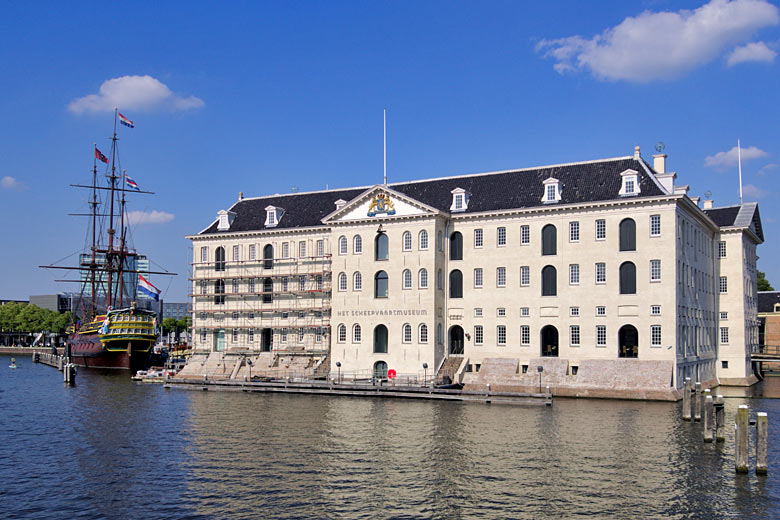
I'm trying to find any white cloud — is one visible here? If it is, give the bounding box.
[536,0,779,82]
[1,176,25,190]
[743,183,768,198]
[127,210,175,225]
[68,75,204,114]
[704,145,768,170]
[758,163,780,175]
[727,41,778,65]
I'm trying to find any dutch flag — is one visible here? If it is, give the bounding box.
[138,275,161,301]
[118,112,134,128]
[125,173,140,191]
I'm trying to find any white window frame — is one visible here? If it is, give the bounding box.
[337,324,346,343]
[650,259,661,282]
[403,323,412,343]
[354,235,363,254]
[596,306,606,316]
[497,227,507,247]
[353,324,362,343]
[474,307,483,317]
[521,225,530,245]
[569,221,580,242]
[497,325,507,346]
[353,272,363,291]
[521,266,530,287]
[521,325,530,345]
[570,325,580,347]
[596,219,606,241]
[521,307,530,317]
[570,306,579,317]
[338,272,347,292]
[569,264,580,285]
[200,246,208,262]
[403,231,412,251]
[651,325,662,347]
[541,177,562,203]
[596,325,607,346]
[339,236,348,255]
[474,268,483,288]
[419,269,428,289]
[418,230,428,251]
[474,229,483,248]
[419,324,428,343]
[718,241,726,258]
[720,327,729,344]
[403,269,412,290]
[651,305,661,316]
[497,267,506,287]
[650,215,661,237]
[249,244,256,261]
[474,325,484,345]
[719,276,728,294]
[596,262,606,284]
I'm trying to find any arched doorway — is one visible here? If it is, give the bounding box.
[449,325,464,355]
[541,325,558,357]
[261,328,272,352]
[373,324,388,353]
[374,360,388,380]
[619,325,639,358]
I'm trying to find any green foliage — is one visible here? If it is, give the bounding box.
[758,271,774,292]
[176,316,191,331]
[0,303,72,333]
[162,317,178,334]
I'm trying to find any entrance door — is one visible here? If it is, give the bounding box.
[619,325,638,358]
[541,325,558,357]
[214,329,225,352]
[374,360,388,379]
[449,325,464,355]
[261,328,273,352]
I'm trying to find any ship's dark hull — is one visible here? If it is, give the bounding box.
[68,332,151,370]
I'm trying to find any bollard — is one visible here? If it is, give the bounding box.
[735,405,749,473]
[703,394,714,442]
[756,412,768,475]
[682,378,692,421]
[58,356,64,372]
[694,382,702,421]
[701,388,709,421]
[715,395,726,442]
[545,386,552,407]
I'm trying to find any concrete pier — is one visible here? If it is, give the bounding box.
[703,394,714,443]
[756,412,768,475]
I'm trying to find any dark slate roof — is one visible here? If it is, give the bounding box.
[703,203,764,241]
[704,206,741,227]
[758,292,780,314]
[200,156,666,234]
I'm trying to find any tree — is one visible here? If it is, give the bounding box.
[758,271,774,292]
[162,317,178,335]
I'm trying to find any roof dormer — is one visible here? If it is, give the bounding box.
[334,199,347,211]
[264,205,284,228]
[217,209,237,231]
[541,177,561,204]
[619,169,641,197]
[450,187,470,212]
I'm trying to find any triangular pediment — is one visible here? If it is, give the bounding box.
[322,185,440,223]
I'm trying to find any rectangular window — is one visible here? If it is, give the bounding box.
[316,327,323,342]
[720,327,729,344]
[474,268,483,288]
[232,311,239,320]
[521,225,530,245]
[299,276,306,291]
[570,306,579,317]
[521,325,530,345]
[317,240,324,257]
[497,325,506,345]
[596,262,606,284]
[651,325,662,346]
[569,264,580,285]
[282,242,289,258]
[249,312,255,319]
[474,229,483,248]
[249,245,256,260]
[248,328,254,343]
[200,280,207,295]
[454,194,463,210]
[497,227,507,247]
[474,325,484,345]
[546,184,556,201]
[570,221,580,242]
[650,215,661,237]
[299,241,306,258]
[233,245,239,261]
[651,305,661,316]
[596,306,606,316]
[596,325,607,346]
[521,307,530,317]
[200,247,208,263]
[650,260,661,282]
[719,241,726,258]
[200,329,207,342]
[720,311,728,320]
[299,328,305,343]
[625,179,635,194]
[282,277,288,292]
[719,276,728,294]
[596,219,606,240]
[570,325,580,346]
[497,308,506,317]
[497,267,506,287]
[474,307,483,317]
[232,279,239,293]
[520,266,530,287]
[232,329,238,343]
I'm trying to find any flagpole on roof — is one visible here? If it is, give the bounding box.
[738,139,743,205]
[383,108,387,186]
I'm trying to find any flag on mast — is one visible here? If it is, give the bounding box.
[118,112,134,128]
[125,173,140,191]
[95,147,109,164]
[138,275,161,301]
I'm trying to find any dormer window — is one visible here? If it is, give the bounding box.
[216,209,236,231]
[619,169,641,197]
[264,205,284,228]
[450,188,470,212]
[334,199,347,211]
[541,177,561,204]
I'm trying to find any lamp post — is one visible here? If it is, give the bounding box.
[537,365,544,393]
[422,362,428,386]
[336,361,341,384]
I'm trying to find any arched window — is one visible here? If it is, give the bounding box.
[542,265,557,296]
[263,244,273,269]
[449,270,463,298]
[620,262,636,294]
[353,271,362,291]
[339,236,348,255]
[353,324,361,343]
[437,269,443,290]
[338,272,347,291]
[337,324,346,343]
[263,277,273,303]
[402,269,412,289]
[375,233,388,261]
[449,231,463,260]
[542,225,557,256]
[353,235,363,254]
[419,230,428,250]
[374,325,388,353]
[375,270,388,298]
[419,268,428,289]
[402,231,412,251]
[619,324,639,358]
[403,323,412,343]
[419,323,428,343]
[619,218,636,251]
[215,246,226,271]
[214,279,225,304]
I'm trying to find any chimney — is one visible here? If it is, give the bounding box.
[634,145,641,159]
[703,199,714,209]
[653,154,667,174]
[238,192,244,201]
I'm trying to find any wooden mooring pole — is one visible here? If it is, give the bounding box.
[735,405,749,473]
[703,393,714,443]
[682,377,692,421]
[756,412,768,475]
[694,382,702,421]
[714,395,725,442]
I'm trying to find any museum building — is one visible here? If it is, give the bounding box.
[183,147,763,399]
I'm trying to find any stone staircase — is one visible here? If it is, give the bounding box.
[437,356,464,383]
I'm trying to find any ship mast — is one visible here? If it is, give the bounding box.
[106,109,119,309]
[89,144,99,318]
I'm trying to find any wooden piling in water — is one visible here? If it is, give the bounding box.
[694,382,702,421]
[756,412,768,475]
[703,394,714,443]
[715,395,725,442]
[735,404,749,473]
[682,378,692,421]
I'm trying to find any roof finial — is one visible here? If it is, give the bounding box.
[634,145,641,159]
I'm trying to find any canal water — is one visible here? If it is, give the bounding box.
[1,354,779,520]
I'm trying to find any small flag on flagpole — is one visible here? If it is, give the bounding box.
[138,275,161,301]
[125,173,140,191]
[118,112,134,128]
[95,147,109,164]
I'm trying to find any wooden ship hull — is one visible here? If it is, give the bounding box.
[67,308,157,370]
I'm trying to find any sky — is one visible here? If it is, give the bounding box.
[1,0,779,302]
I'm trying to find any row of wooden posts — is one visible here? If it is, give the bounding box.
[682,377,767,475]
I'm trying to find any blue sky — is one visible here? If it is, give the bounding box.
[1,0,779,302]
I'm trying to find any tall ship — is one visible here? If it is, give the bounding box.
[42,110,174,370]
